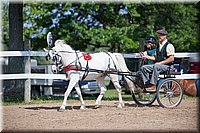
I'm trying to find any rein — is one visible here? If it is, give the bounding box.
[50,49,138,80]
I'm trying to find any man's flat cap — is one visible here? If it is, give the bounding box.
[156,29,168,35]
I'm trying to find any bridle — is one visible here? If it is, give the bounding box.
[47,49,84,74]
[46,49,64,73]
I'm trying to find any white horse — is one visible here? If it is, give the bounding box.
[44,39,134,111]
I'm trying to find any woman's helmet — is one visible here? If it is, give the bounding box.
[145,36,156,44]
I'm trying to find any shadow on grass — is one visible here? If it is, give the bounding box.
[3,93,133,105]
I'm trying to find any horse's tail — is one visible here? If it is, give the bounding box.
[112,53,136,93]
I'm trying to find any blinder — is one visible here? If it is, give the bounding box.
[46,53,51,61]
[47,50,64,74]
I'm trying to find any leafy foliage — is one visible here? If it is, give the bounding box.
[2,2,199,52]
[2,2,9,50]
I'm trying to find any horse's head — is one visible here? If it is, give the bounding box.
[45,32,75,73]
[43,48,63,73]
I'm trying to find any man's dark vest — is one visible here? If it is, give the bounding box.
[155,41,173,65]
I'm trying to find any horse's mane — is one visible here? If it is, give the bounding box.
[53,39,74,52]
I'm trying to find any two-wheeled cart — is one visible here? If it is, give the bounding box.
[94,67,184,108]
[122,69,184,108]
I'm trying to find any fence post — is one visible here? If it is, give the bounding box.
[24,39,31,103]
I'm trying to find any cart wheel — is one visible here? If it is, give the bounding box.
[127,72,156,106]
[131,84,157,106]
[156,79,183,108]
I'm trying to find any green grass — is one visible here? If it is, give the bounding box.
[2,95,60,106]
[2,89,196,106]
[103,89,132,100]
[2,89,132,106]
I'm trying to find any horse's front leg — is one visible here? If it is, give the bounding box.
[59,73,79,112]
[74,83,86,109]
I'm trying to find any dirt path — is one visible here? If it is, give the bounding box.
[2,98,199,132]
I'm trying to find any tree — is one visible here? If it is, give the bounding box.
[23,3,140,52]
[3,2,199,53]
[5,2,25,100]
[152,4,199,52]
[2,2,9,50]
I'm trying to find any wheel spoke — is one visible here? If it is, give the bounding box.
[157,79,183,108]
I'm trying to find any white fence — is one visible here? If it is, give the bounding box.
[0,51,199,102]
[1,51,199,58]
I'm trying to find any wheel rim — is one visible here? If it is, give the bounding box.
[157,79,183,108]
[133,92,156,105]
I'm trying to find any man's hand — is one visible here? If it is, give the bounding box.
[139,52,146,59]
[139,51,144,56]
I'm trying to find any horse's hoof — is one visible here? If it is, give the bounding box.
[80,106,86,110]
[117,104,123,108]
[94,105,99,109]
[94,105,101,109]
[57,108,65,112]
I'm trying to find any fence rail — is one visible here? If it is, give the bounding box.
[0,51,46,57]
[0,51,199,58]
[0,73,199,80]
[0,73,67,80]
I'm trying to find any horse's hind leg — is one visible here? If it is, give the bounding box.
[74,83,86,109]
[59,73,79,111]
[109,74,124,108]
[95,76,107,108]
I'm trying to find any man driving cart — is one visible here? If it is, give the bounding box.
[140,29,175,92]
